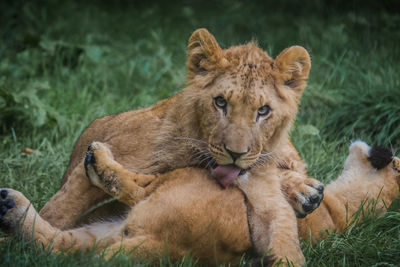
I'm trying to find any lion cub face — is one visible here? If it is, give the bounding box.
[184,29,311,180]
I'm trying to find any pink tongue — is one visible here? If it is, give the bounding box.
[212,165,242,188]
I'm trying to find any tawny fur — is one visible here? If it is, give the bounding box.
[30,29,324,264]
[1,141,398,266]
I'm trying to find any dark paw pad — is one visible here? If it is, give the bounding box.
[0,189,8,199]
[84,145,96,178]
[317,185,324,193]
[0,191,13,217]
[296,212,306,219]
[296,191,324,218]
[5,199,14,209]
[0,189,17,231]
[309,194,320,204]
[0,205,7,216]
[302,201,314,213]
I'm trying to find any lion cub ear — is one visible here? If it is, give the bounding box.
[187,28,228,78]
[274,46,311,98]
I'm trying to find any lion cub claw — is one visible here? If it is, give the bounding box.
[283,176,324,218]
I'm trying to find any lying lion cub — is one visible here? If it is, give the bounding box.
[0,141,399,266]
[297,141,400,241]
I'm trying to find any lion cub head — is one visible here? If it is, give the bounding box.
[182,29,310,186]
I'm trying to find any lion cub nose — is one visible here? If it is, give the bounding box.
[224,144,248,161]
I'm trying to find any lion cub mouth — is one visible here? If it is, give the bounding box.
[211,165,249,188]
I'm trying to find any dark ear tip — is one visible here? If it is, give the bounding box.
[368,146,393,170]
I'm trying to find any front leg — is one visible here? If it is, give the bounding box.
[84,142,159,206]
[280,169,324,218]
[239,172,305,266]
[39,161,108,229]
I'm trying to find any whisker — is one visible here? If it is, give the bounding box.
[192,151,209,161]
[192,149,210,158]
[250,151,279,170]
[205,158,217,169]
[198,155,213,166]
[174,136,208,145]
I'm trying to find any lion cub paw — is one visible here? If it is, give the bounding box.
[0,188,32,233]
[84,142,123,195]
[84,142,146,202]
[284,177,324,218]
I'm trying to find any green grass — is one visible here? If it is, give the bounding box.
[1,0,400,266]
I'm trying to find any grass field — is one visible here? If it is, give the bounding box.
[1,0,400,266]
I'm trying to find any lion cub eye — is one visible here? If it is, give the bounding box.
[214,96,227,109]
[257,105,271,117]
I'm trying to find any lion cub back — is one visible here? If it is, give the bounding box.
[125,168,252,264]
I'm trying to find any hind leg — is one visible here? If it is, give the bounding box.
[39,162,110,229]
[40,141,159,229]
[0,188,178,260]
[0,188,121,251]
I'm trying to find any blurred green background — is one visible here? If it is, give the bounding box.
[0,0,399,266]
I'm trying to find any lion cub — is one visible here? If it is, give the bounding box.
[298,141,400,241]
[1,141,399,266]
